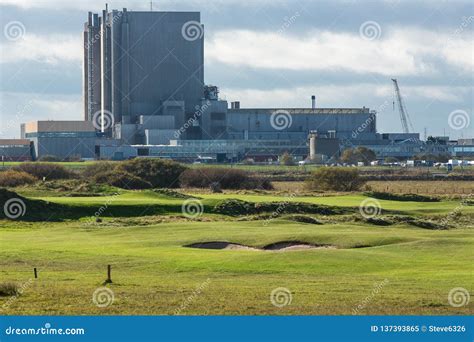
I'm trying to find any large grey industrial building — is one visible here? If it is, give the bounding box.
[7,6,470,162]
[83,7,204,142]
[78,6,383,161]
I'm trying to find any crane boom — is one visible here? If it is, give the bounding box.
[391,78,414,133]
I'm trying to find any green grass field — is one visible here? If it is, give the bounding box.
[0,189,473,315]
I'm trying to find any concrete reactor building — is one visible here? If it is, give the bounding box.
[83,6,204,143]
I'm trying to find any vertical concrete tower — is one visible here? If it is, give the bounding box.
[83,6,204,141]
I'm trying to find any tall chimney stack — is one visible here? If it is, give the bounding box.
[311,95,316,109]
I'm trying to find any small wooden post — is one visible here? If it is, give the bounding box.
[33,267,38,279]
[106,265,112,283]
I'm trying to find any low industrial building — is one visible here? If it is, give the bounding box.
[0,139,33,161]
[21,121,96,160]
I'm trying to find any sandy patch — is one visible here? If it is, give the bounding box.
[184,241,336,252]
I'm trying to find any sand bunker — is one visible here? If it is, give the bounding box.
[184,242,260,251]
[184,241,336,252]
[263,241,336,251]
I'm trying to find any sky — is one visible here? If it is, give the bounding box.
[0,0,472,139]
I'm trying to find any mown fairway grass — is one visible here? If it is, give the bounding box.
[0,190,472,315]
[28,190,474,216]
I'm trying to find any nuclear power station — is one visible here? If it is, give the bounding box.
[2,6,471,162]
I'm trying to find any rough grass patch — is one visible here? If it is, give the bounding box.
[152,189,197,199]
[14,163,75,180]
[283,215,323,225]
[306,167,365,192]
[0,282,19,296]
[117,158,187,188]
[0,170,37,187]
[179,167,273,190]
[364,191,440,202]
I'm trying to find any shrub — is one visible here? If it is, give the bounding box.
[0,282,18,296]
[179,168,273,190]
[13,163,75,180]
[305,167,365,191]
[82,161,117,178]
[38,155,61,162]
[340,146,376,165]
[209,182,222,193]
[93,170,152,190]
[280,152,295,166]
[117,158,187,188]
[0,170,37,187]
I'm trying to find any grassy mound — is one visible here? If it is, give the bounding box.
[29,180,119,197]
[152,189,197,199]
[282,215,323,225]
[0,188,69,221]
[213,199,256,216]
[212,199,344,216]
[365,191,440,202]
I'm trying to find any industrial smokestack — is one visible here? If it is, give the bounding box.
[311,95,316,109]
